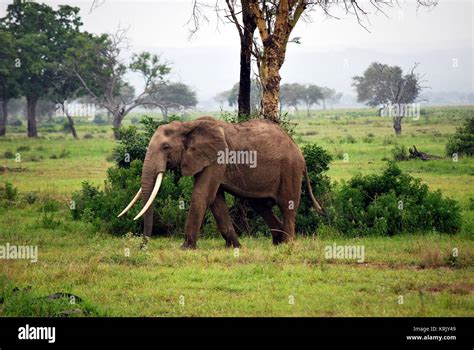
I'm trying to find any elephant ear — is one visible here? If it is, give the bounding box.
[181,121,227,176]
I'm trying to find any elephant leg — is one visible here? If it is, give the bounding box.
[182,165,224,249]
[278,204,296,243]
[277,176,301,244]
[249,199,284,245]
[210,190,241,248]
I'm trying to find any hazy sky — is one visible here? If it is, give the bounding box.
[1,0,472,107]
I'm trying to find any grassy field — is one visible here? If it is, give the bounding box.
[0,106,473,316]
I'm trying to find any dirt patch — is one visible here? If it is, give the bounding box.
[420,283,474,295]
[0,166,28,173]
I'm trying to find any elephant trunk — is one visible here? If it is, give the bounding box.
[136,151,167,236]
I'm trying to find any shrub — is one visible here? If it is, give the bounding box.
[71,116,189,235]
[329,162,461,236]
[83,133,93,139]
[362,137,374,144]
[7,118,23,127]
[58,149,71,159]
[345,135,357,144]
[391,145,409,161]
[3,150,15,159]
[25,154,43,162]
[71,160,193,236]
[24,192,37,204]
[446,117,474,156]
[297,144,333,233]
[16,145,30,152]
[0,182,18,202]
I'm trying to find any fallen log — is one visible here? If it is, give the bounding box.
[408,145,441,161]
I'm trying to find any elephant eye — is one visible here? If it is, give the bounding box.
[162,143,171,150]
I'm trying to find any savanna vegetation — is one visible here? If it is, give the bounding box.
[0,106,473,316]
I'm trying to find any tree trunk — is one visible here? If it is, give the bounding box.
[306,104,311,117]
[65,113,78,140]
[322,99,326,110]
[237,0,256,121]
[113,113,123,140]
[393,116,403,135]
[0,99,8,136]
[260,53,282,122]
[161,107,168,122]
[60,103,79,140]
[26,95,38,138]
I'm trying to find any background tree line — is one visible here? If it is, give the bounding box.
[216,81,342,116]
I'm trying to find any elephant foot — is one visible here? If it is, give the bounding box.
[272,239,283,245]
[180,241,197,250]
[225,239,241,248]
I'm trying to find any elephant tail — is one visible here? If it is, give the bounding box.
[304,165,328,218]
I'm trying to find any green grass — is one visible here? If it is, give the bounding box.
[1,207,472,316]
[0,105,473,316]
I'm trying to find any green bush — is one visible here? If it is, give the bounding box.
[23,192,37,204]
[0,182,18,202]
[446,117,474,156]
[3,150,15,159]
[297,144,333,234]
[71,160,194,236]
[329,162,461,236]
[8,118,23,127]
[72,116,189,235]
[16,145,30,152]
[391,144,409,161]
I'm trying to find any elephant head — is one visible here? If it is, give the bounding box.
[117,117,227,236]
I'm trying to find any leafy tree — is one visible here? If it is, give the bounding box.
[147,82,197,120]
[279,83,305,114]
[353,62,424,134]
[219,80,260,114]
[320,87,342,110]
[1,2,83,137]
[301,84,324,116]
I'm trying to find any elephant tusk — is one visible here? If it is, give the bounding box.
[133,172,164,221]
[117,188,142,218]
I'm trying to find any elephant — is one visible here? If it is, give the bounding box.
[118,116,325,249]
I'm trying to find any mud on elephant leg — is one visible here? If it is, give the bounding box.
[249,199,285,245]
[210,190,241,248]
